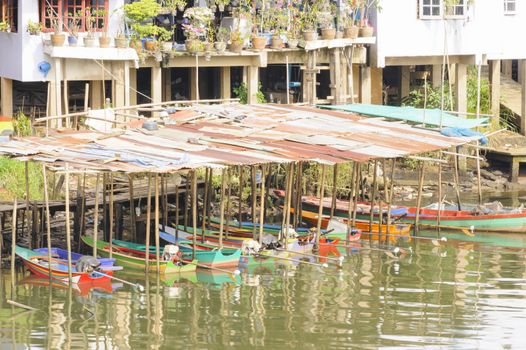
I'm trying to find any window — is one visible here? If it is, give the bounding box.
[40,0,108,32]
[444,0,467,18]
[504,0,516,14]
[0,0,18,32]
[420,0,442,19]
[420,0,469,19]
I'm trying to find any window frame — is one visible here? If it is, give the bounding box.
[444,0,467,19]
[504,0,516,15]
[40,0,108,33]
[1,0,18,32]
[419,0,469,20]
[419,0,443,20]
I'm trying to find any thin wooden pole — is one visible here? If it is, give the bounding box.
[238,166,244,227]
[369,161,378,236]
[145,174,152,273]
[184,177,189,231]
[315,165,326,251]
[202,168,209,241]
[386,158,396,242]
[128,174,137,242]
[93,174,100,257]
[258,165,267,246]
[206,168,213,230]
[154,174,160,273]
[77,173,86,250]
[284,163,294,242]
[102,174,107,240]
[414,162,425,235]
[225,168,232,237]
[329,164,338,220]
[437,155,443,231]
[162,175,168,231]
[65,164,72,281]
[109,173,114,259]
[24,161,31,249]
[476,144,482,204]
[10,198,17,282]
[191,171,197,260]
[347,162,356,241]
[251,166,257,239]
[453,152,462,210]
[382,159,388,235]
[218,168,227,250]
[293,162,302,228]
[280,165,291,242]
[352,163,360,228]
[42,165,52,278]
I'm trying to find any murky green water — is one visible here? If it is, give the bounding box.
[2,233,526,349]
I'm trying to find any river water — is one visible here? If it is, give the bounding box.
[2,231,526,349]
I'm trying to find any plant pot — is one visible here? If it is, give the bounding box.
[214,41,226,53]
[177,4,185,11]
[218,3,225,11]
[83,36,97,48]
[210,4,217,12]
[161,41,173,52]
[204,42,212,52]
[321,28,336,40]
[251,36,266,50]
[335,31,343,39]
[130,39,143,54]
[359,26,374,37]
[343,26,359,39]
[270,37,283,49]
[145,40,157,51]
[229,41,243,53]
[115,37,128,48]
[50,33,65,47]
[185,39,202,54]
[99,36,111,48]
[287,39,299,49]
[302,30,317,41]
[67,36,78,47]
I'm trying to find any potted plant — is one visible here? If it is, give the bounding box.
[158,26,174,52]
[359,0,380,37]
[67,15,80,46]
[251,0,268,50]
[114,29,128,48]
[124,0,161,51]
[161,0,186,15]
[286,5,300,48]
[46,9,65,46]
[26,20,42,35]
[300,1,318,41]
[135,23,161,51]
[215,0,230,12]
[268,7,287,49]
[215,27,228,53]
[0,21,10,33]
[82,7,97,47]
[229,29,245,53]
[318,1,336,40]
[342,0,359,39]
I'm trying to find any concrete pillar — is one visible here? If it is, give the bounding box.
[329,48,342,105]
[151,65,162,105]
[190,67,197,100]
[519,60,524,85]
[48,81,56,116]
[0,77,13,117]
[449,64,456,85]
[54,58,63,127]
[371,67,383,105]
[220,67,231,99]
[502,60,512,79]
[247,66,259,104]
[432,64,442,88]
[130,68,137,106]
[340,56,348,102]
[113,62,125,108]
[163,68,171,101]
[124,61,130,107]
[90,80,103,109]
[521,60,526,135]
[455,63,467,115]
[400,66,410,99]
[489,60,501,120]
[359,65,371,104]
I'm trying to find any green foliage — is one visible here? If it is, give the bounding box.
[124,0,161,23]
[0,158,44,201]
[132,23,162,39]
[233,83,266,104]
[13,111,32,137]
[401,83,453,110]
[466,66,490,115]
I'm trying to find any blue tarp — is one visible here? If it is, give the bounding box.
[321,104,488,129]
[440,127,488,145]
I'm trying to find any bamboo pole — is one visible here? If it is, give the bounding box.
[369,161,378,236]
[10,198,17,282]
[102,174,107,240]
[162,175,168,231]
[192,170,197,260]
[225,168,232,237]
[293,162,302,228]
[238,166,244,227]
[93,174,100,257]
[346,162,356,242]
[280,165,290,243]
[154,174,160,273]
[65,164,72,280]
[160,175,165,231]
[202,168,209,241]
[218,168,227,250]
[476,143,482,204]
[184,177,189,231]
[315,164,326,251]
[414,162,425,235]
[128,174,137,242]
[352,163,360,228]
[258,165,267,246]
[437,154,443,232]
[78,173,86,250]
[175,177,179,241]
[42,165,52,278]
[251,166,257,239]
[284,163,294,242]
[109,173,114,259]
[24,161,30,249]
[329,164,338,220]
[206,168,213,230]
[145,174,152,273]
[386,159,396,243]
[453,152,462,210]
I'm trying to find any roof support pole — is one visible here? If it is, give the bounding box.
[251,166,257,239]
[386,159,396,244]
[64,164,72,280]
[192,170,197,260]
[414,162,425,236]
[202,168,209,239]
[93,174,100,258]
[238,166,244,227]
[225,168,231,238]
[258,165,267,246]
[155,173,160,273]
[10,198,17,284]
[315,164,326,253]
[347,162,356,244]
[144,173,151,272]
[109,173,114,258]
[329,164,338,220]
[369,161,378,239]
[218,168,227,250]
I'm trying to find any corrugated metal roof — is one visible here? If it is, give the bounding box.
[0,104,478,173]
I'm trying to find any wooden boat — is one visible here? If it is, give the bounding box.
[274,189,408,220]
[295,208,412,241]
[111,238,242,269]
[33,247,117,269]
[19,276,116,297]
[401,204,526,233]
[81,236,197,274]
[15,245,115,284]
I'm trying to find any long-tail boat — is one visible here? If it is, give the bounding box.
[33,247,117,269]
[15,245,116,284]
[81,236,197,274]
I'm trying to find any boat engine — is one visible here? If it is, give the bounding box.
[76,256,101,273]
[162,245,181,263]
[259,233,281,250]
[241,239,262,255]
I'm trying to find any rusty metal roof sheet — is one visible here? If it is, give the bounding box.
[0,104,478,173]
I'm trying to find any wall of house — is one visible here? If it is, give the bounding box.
[372,0,521,67]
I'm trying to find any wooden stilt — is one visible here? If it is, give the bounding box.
[283,163,294,243]
[162,175,168,231]
[93,174,100,257]
[154,173,160,273]
[352,163,360,228]
[24,161,31,249]
[280,165,291,242]
[192,170,197,260]
[476,143,482,204]
[295,162,303,228]
[386,159,396,243]
[10,198,17,282]
[42,165,52,278]
[347,162,356,241]
[74,175,82,247]
[102,174,107,241]
[453,150,462,210]
[77,173,86,251]
[183,176,189,231]
[145,174,152,273]
[238,166,244,227]
[315,164,326,251]
[437,154,443,232]
[65,164,72,281]
[369,161,378,236]
[128,174,137,242]
[202,168,209,241]
[109,173,114,259]
[329,164,338,220]
[218,168,227,250]
[414,162,425,235]
[160,175,165,231]
[258,165,267,246]
[225,168,232,237]
[251,166,257,239]
[175,176,180,241]
[206,168,213,230]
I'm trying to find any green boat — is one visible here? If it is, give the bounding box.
[81,236,197,275]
